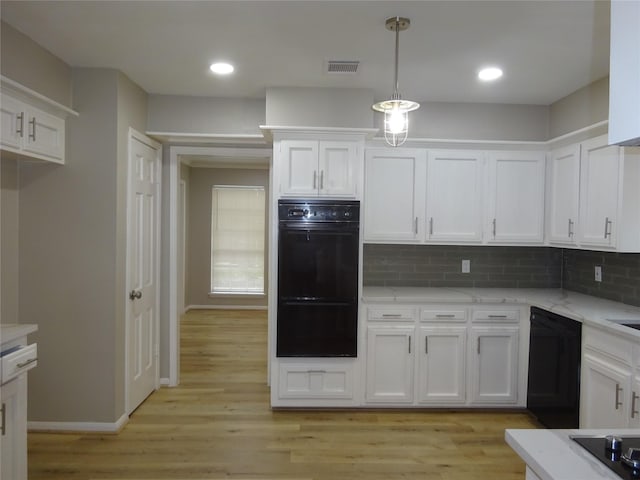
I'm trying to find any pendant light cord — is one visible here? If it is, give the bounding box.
[393,17,400,100]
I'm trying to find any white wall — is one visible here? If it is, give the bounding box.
[549,76,609,138]
[265,87,374,128]
[1,158,19,324]
[147,95,265,135]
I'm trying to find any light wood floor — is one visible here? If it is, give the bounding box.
[28,309,539,479]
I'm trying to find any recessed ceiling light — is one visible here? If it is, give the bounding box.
[478,67,503,82]
[209,62,234,75]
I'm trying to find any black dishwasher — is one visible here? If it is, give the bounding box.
[527,307,582,428]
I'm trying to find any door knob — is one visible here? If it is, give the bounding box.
[129,290,142,300]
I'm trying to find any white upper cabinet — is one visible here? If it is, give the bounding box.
[486,151,546,243]
[426,150,484,242]
[279,139,358,198]
[578,135,621,248]
[0,76,77,164]
[608,0,640,146]
[363,148,426,242]
[547,144,580,245]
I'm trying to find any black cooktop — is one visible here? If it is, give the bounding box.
[572,436,640,479]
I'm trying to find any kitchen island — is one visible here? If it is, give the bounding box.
[506,428,640,480]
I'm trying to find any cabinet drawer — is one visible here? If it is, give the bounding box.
[421,308,467,322]
[584,326,633,366]
[278,362,353,399]
[367,307,416,322]
[472,309,519,323]
[1,343,38,385]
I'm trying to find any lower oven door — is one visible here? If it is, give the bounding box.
[276,302,357,357]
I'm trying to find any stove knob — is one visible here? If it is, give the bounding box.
[606,435,622,452]
[344,210,352,218]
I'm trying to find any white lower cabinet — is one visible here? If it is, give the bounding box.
[417,326,467,404]
[272,359,358,407]
[581,354,631,428]
[580,325,640,428]
[469,326,519,404]
[364,304,522,407]
[365,325,415,403]
[1,376,27,480]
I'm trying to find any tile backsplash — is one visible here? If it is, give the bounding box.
[562,249,640,307]
[363,245,562,289]
[362,244,640,307]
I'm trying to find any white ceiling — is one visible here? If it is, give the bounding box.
[1,0,611,106]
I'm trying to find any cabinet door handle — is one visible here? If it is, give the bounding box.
[435,314,455,318]
[29,117,36,141]
[414,217,418,235]
[16,112,24,137]
[313,171,317,189]
[429,217,434,235]
[320,170,324,190]
[488,314,508,319]
[1,403,5,436]
[615,383,623,410]
[632,391,639,419]
[604,217,612,239]
[425,336,428,354]
[408,336,411,354]
[492,218,497,238]
[568,219,574,238]
[477,338,481,355]
[381,313,402,318]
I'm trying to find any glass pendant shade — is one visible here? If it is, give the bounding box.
[372,17,420,147]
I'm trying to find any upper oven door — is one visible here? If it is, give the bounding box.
[278,223,358,301]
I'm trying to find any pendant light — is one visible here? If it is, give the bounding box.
[372,17,420,147]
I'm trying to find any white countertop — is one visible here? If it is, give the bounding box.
[362,287,640,339]
[1,324,38,347]
[506,428,640,480]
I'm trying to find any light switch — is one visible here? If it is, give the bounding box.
[595,265,602,282]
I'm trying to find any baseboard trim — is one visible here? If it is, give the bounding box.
[28,413,128,433]
[186,304,267,311]
[160,377,171,386]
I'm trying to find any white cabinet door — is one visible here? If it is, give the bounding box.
[365,325,414,403]
[0,94,24,150]
[630,375,640,428]
[426,150,484,242]
[486,151,546,243]
[578,135,620,248]
[580,354,630,428]
[1,377,27,480]
[469,326,519,404]
[22,105,65,163]
[280,140,319,196]
[547,144,580,245]
[363,148,426,242]
[417,326,467,404]
[319,141,357,197]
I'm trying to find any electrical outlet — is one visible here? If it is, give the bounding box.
[462,259,471,273]
[595,265,602,282]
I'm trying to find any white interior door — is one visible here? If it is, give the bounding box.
[127,131,161,414]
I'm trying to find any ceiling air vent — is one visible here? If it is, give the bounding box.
[326,60,360,74]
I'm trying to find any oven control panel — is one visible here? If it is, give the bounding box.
[278,200,359,223]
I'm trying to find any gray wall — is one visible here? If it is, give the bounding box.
[22,68,147,424]
[265,87,374,128]
[549,76,609,138]
[1,158,19,324]
[186,166,269,308]
[398,102,550,141]
[147,95,265,135]
[563,249,640,307]
[363,245,562,289]
[0,21,72,107]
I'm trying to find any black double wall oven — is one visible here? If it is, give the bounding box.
[277,199,359,357]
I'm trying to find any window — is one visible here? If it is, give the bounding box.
[210,185,265,294]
